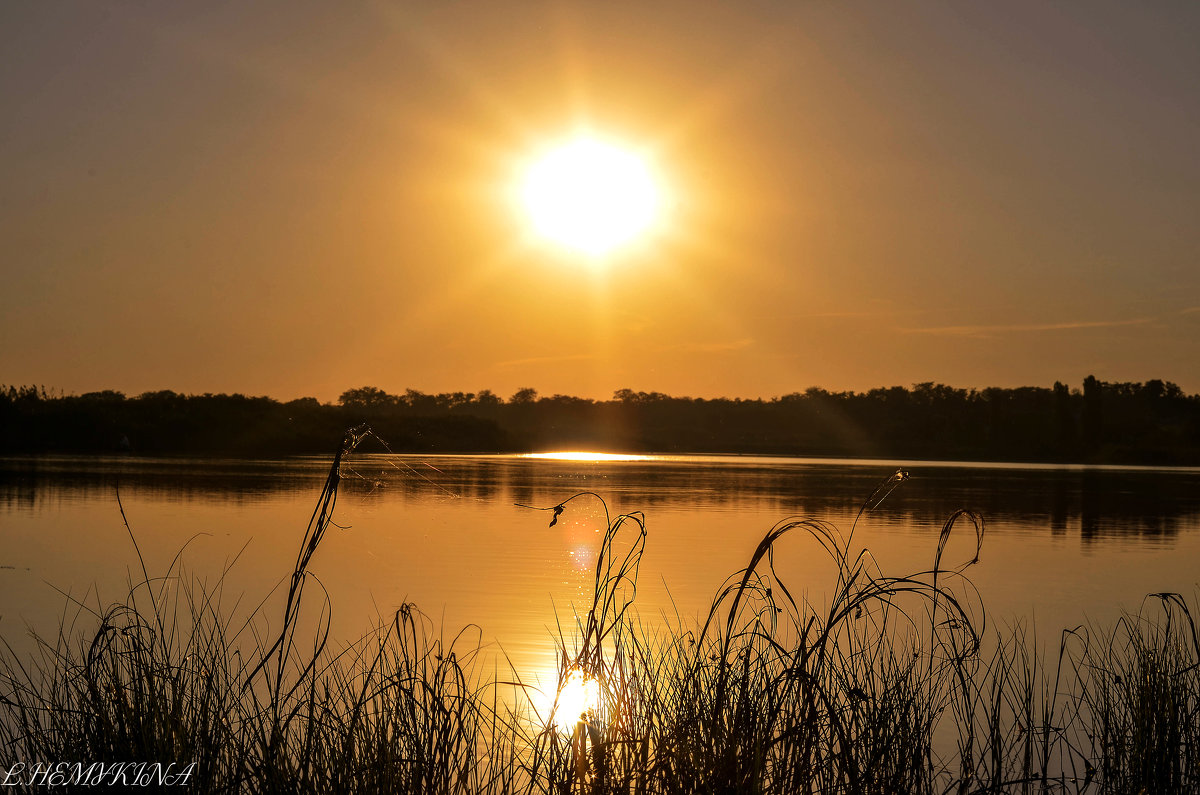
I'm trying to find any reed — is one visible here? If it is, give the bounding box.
[1,431,1197,793]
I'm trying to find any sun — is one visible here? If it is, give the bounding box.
[553,668,599,732]
[518,135,664,257]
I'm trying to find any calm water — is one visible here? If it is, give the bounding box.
[3,453,1200,698]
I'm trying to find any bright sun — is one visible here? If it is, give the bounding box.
[519,136,663,257]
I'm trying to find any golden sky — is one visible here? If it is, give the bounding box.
[2,2,1198,400]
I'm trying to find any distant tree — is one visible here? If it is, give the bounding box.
[509,387,538,404]
[338,386,394,410]
[79,390,126,401]
[1053,381,1076,454]
[444,391,474,410]
[1083,375,1103,451]
[400,389,435,412]
[475,389,502,408]
[612,389,671,403]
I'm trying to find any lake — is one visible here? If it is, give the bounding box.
[3,452,1199,705]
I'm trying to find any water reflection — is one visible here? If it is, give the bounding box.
[4,455,1200,543]
[0,455,328,508]
[2,452,1199,709]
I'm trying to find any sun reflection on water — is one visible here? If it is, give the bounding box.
[523,451,653,463]
[552,668,599,732]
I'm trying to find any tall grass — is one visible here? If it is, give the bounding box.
[1,430,1197,793]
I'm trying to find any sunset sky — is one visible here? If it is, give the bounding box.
[3,2,1198,401]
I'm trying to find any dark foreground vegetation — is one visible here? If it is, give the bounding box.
[1,428,1197,793]
[4,376,1200,464]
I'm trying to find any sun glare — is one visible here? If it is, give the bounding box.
[553,668,599,732]
[519,136,663,257]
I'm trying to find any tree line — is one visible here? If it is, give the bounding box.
[2,377,1198,464]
